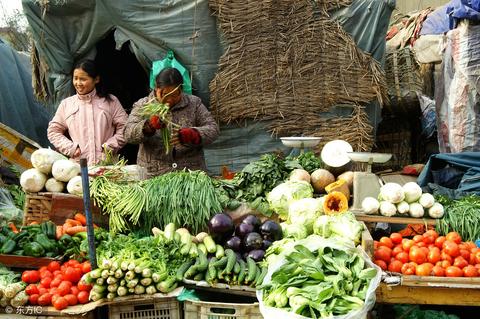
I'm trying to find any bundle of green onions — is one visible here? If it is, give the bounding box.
[140,99,179,154]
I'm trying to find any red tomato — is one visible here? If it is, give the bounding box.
[51,294,61,305]
[431,265,445,277]
[39,266,48,273]
[40,277,52,289]
[50,277,62,288]
[53,296,69,310]
[379,237,394,249]
[77,280,92,292]
[409,247,427,264]
[53,270,62,276]
[415,263,434,276]
[443,241,460,258]
[401,262,417,275]
[475,264,480,270]
[65,294,78,306]
[66,260,80,267]
[466,242,477,251]
[435,236,446,249]
[424,230,439,240]
[416,242,427,248]
[37,293,52,306]
[413,235,424,243]
[460,249,471,261]
[428,248,441,264]
[77,291,89,304]
[48,261,61,273]
[396,252,409,264]
[25,284,39,295]
[22,270,40,284]
[374,247,392,263]
[446,232,462,244]
[390,233,403,245]
[392,246,403,257]
[49,288,59,296]
[70,286,80,296]
[40,270,53,279]
[64,267,82,283]
[58,281,73,296]
[38,287,47,295]
[402,239,415,252]
[423,235,435,245]
[81,261,92,274]
[374,260,387,271]
[445,266,463,277]
[438,260,452,268]
[388,260,403,273]
[463,265,478,277]
[453,256,469,269]
[29,294,40,305]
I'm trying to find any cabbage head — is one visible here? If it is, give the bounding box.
[266,181,313,219]
[288,198,323,233]
[281,222,308,240]
[313,212,363,244]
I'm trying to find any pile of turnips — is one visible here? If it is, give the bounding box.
[361,182,444,218]
[20,148,83,196]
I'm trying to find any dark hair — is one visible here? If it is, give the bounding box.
[73,59,112,101]
[155,68,183,89]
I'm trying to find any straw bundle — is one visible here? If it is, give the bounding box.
[209,0,386,152]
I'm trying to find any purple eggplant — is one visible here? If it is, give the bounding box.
[262,239,273,250]
[235,223,254,239]
[225,236,242,252]
[241,215,261,231]
[247,249,266,262]
[208,213,234,243]
[260,220,282,241]
[243,232,263,252]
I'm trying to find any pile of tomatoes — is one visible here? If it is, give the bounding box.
[373,230,480,277]
[22,260,92,310]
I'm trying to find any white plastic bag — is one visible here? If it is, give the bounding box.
[257,236,381,319]
[0,188,23,226]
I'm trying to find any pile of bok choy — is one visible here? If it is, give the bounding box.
[259,236,379,318]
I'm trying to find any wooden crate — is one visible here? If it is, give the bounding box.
[0,122,40,173]
[23,192,107,227]
[0,255,61,269]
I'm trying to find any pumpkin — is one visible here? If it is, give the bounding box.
[337,171,354,190]
[323,191,348,215]
[310,169,335,193]
[325,179,350,199]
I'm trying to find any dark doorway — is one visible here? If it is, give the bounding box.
[95,30,150,164]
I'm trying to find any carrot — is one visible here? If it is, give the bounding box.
[56,225,64,240]
[63,222,76,232]
[65,226,87,236]
[65,219,82,227]
[8,222,19,234]
[74,213,87,226]
[29,221,39,225]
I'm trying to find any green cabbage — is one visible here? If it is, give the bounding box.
[281,222,308,240]
[313,212,363,244]
[287,198,323,233]
[266,181,313,219]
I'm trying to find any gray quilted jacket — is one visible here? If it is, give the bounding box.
[124,92,219,177]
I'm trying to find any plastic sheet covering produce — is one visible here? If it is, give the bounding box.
[0,38,50,147]
[0,188,23,227]
[435,21,480,153]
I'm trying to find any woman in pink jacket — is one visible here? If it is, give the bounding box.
[47,60,128,165]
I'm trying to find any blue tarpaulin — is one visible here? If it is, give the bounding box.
[0,38,50,147]
[447,0,480,29]
[420,5,450,35]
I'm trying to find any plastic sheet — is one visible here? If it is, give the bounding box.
[0,188,23,227]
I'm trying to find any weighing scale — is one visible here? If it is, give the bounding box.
[280,137,322,154]
[347,152,392,212]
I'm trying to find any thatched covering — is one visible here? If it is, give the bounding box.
[209,0,387,152]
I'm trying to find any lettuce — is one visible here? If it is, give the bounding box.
[281,222,308,240]
[266,181,313,219]
[287,198,323,233]
[313,212,363,244]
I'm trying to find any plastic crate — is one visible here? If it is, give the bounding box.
[184,300,263,319]
[109,297,180,319]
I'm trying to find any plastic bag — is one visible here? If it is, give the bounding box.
[150,50,192,94]
[0,188,23,226]
[256,236,381,319]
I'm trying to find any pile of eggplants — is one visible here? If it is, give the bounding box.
[208,213,282,263]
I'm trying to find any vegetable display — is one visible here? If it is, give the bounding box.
[266,181,313,220]
[259,236,379,318]
[0,265,27,308]
[374,230,480,277]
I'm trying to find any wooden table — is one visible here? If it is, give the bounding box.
[355,214,437,226]
[376,276,480,306]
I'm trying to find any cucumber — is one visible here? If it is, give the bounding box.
[215,245,225,259]
[203,235,216,253]
[237,259,246,285]
[197,243,207,255]
[176,260,194,281]
[245,257,257,284]
[207,257,217,284]
[213,256,228,269]
[233,262,241,274]
[254,266,268,287]
[223,249,236,275]
[193,272,204,281]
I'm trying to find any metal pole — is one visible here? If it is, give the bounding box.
[79,158,97,269]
